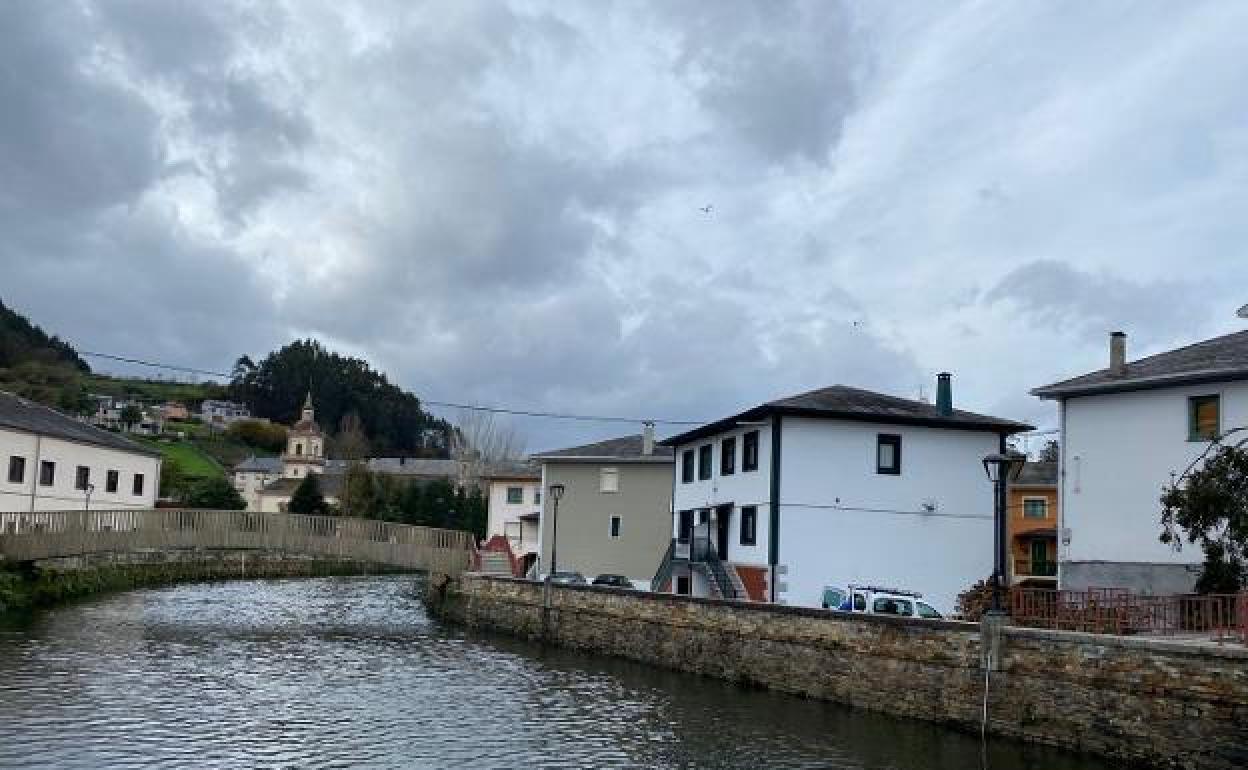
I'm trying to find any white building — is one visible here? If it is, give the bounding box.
[1033,330,1248,594]
[483,465,543,574]
[1,391,162,513]
[199,399,251,428]
[658,375,1030,613]
[232,455,283,511]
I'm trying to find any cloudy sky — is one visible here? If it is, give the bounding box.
[3,0,1245,451]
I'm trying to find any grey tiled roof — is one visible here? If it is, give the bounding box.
[663,385,1031,446]
[0,390,162,457]
[533,434,675,462]
[259,473,345,497]
[481,462,541,480]
[1033,330,1248,399]
[234,455,283,474]
[1014,461,1057,487]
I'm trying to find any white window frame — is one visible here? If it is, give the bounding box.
[600,467,619,494]
[608,514,622,539]
[1022,497,1048,519]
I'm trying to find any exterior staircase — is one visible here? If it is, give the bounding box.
[478,550,513,576]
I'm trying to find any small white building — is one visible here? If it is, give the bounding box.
[483,465,543,574]
[232,455,283,511]
[658,375,1030,613]
[1033,330,1248,594]
[199,399,251,428]
[0,390,162,513]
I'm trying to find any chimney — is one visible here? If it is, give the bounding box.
[642,421,655,456]
[1109,331,1127,376]
[936,373,953,417]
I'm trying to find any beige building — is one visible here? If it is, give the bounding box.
[533,426,673,588]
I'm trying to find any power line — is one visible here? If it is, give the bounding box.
[78,349,705,426]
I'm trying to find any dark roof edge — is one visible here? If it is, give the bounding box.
[0,418,165,458]
[1032,368,1248,400]
[531,455,673,464]
[660,405,1032,447]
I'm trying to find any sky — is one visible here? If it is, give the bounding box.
[2,0,1246,452]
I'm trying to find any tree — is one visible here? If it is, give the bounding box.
[451,409,525,486]
[1160,444,1248,593]
[160,457,189,500]
[119,404,143,431]
[334,412,371,461]
[226,419,288,453]
[954,576,998,621]
[288,474,329,516]
[1038,440,1060,463]
[182,476,247,510]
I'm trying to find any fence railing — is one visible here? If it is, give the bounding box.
[0,509,476,574]
[1012,587,1248,642]
[1013,559,1057,577]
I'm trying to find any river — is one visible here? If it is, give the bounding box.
[0,576,1115,769]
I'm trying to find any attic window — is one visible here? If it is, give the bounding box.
[1188,395,1219,442]
[877,434,902,475]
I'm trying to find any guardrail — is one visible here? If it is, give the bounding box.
[0,509,475,575]
[1012,586,1247,641]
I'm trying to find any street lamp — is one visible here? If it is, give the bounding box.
[548,483,566,576]
[983,451,1026,614]
[84,482,95,512]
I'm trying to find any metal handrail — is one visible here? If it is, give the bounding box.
[651,538,675,592]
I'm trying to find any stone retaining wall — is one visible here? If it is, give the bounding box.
[428,573,1248,770]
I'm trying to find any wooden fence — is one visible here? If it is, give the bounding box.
[0,509,475,576]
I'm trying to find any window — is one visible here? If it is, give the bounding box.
[1023,498,1047,519]
[7,456,24,484]
[676,575,691,595]
[75,466,90,490]
[740,505,757,546]
[295,442,303,456]
[534,488,541,505]
[677,509,693,543]
[609,515,621,539]
[600,467,619,493]
[852,593,867,612]
[133,473,145,496]
[916,602,942,619]
[742,430,759,472]
[877,434,902,475]
[39,460,55,486]
[873,597,913,616]
[697,444,712,480]
[1188,395,1219,441]
[506,486,524,504]
[720,436,736,475]
[681,449,695,483]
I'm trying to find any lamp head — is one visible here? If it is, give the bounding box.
[549,483,566,502]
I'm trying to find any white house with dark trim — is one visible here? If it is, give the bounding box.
[656,375,1031,613]
[0,391,162,513]
[1033,329,1248,594]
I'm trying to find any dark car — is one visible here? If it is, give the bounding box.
[547,571,587,585]
[592,574,634,589]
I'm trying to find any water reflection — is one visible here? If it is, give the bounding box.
[0,576,1112,769]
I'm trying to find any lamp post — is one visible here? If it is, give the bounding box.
[547,482,566,576]
[84,482,94,512]
[982,451,1026,614]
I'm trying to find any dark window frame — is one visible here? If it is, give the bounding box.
[506,486,524,504]
[676,574,691,595]
[877,434,902,475]
[720,436,736,475]
[1188,394,1220,442]
[681,449,695,483]
[609,515,621,539]
[677,509,693,543]
[7,456,25,484]
[697,444,712,481]
[740,505,757,546]
[39,460,55,487]
[75,465,90,491]
[1022,498,1047,519]
[742,430,759,472]
[133,473,145,496]
[106,470,119,493]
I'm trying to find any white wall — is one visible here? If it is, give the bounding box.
[0,428,161,512]
[486,479,541,555]
[777,417,999,613]
[233,470,279,511]
[1060,381,1248,567]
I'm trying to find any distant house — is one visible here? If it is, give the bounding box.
[1033,330,1248,594]
[199,399,251,427]
[1007,461,1058,587]
[232,455,283,511]
[532,426,674,588]
[658,375,1031,612]
[0,391,162,513]
[482,465,543,576]
[160,402,190,421]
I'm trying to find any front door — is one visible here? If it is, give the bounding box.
[715,505,732,559]
[1030,539,1048,572]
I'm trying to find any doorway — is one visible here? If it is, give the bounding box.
[715,504,732,560]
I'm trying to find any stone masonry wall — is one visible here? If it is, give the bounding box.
[428,574,1248,770]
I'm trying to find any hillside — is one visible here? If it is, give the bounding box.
[0,298,88,371]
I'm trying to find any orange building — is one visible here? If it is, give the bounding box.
[1008,461,1058,586]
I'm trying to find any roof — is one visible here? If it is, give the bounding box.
[1013,461,1057,487]
[259,473,345,497]
[481,462,541,481]
[661,385,1032,446]
[0,391,163,457]
[1033,330,1248,399]
[234,455,283,474]
[365,457,462,476]
[532,434,675,463]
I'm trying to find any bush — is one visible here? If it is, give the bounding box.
[226,419,288,453]
[955,576,998,621]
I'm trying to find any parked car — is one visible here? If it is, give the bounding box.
[548,571,587,585]
[822,584,944,619]
[592,574,634,589]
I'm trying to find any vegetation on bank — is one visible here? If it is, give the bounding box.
[289,471,489,541]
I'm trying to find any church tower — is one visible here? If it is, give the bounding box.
[282,392,326,479]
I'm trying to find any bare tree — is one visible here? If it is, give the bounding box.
[335,412,371,462]
[451,409,527,486]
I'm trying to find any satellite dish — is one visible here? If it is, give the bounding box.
[1239,304,1248,319]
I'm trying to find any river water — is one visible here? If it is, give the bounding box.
[0,576,1115,770]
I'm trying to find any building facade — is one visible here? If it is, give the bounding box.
[1007,461,1058,586]
[1034,330,1248,594]
[1,391,162,513]
[533,429,673,588]
[232,455,283,511]
[484,467,542,575]
[659,376,1030,613]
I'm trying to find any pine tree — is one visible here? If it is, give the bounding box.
[288,474,328,516]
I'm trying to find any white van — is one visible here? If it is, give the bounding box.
[821,584,944,620]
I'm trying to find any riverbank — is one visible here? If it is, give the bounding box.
[0,549,410,617]
[427,573,1248,770]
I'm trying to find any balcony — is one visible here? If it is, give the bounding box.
[1014,559,1058,578]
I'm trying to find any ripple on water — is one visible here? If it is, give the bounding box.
[0,576,1115,770]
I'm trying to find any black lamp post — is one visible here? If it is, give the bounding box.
[547,482,566,576]
[982,451,1026,614]
[84,482,94,512]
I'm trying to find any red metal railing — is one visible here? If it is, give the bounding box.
[1012,587,1248,642]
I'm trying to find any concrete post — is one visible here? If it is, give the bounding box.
[980,612,1008,672]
